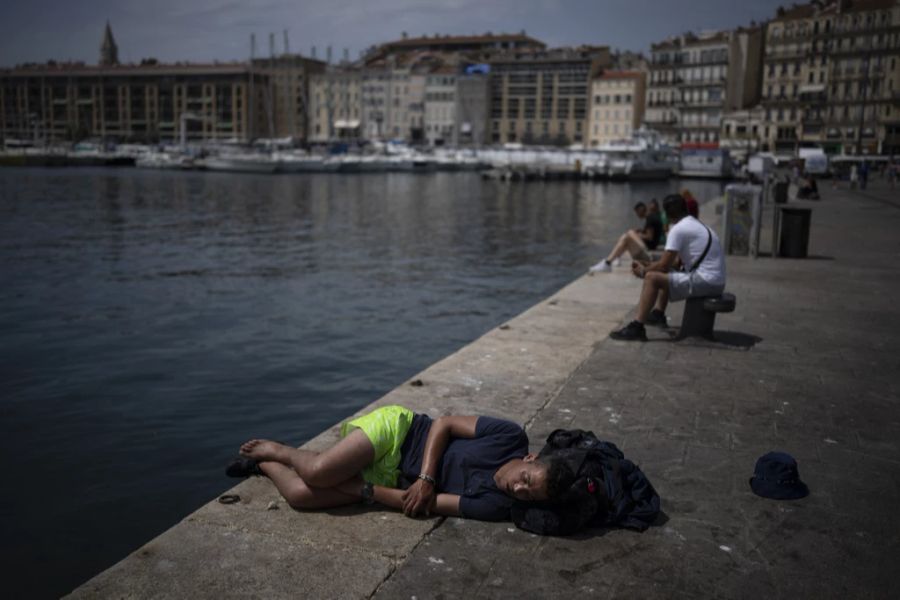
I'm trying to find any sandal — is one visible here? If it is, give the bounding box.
[225,457,263,478]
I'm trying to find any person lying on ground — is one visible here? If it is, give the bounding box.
[609,194,726,340]
[588,200,664,273]
[227,404,575,521]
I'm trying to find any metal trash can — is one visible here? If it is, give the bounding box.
[779,207,812,258]
[774,181,789,204]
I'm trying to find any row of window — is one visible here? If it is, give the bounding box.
[593,94,633,105]
[592,122,632,137]
[592,108,632,121]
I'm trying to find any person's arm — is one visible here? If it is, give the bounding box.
[336,481,461,517]
[632,249,678,278]
[401,416,477,516]
[379,487,461,517]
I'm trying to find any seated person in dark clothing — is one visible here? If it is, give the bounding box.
[589,201,663,273]
[797,173,820,199]
[228,405,574,521]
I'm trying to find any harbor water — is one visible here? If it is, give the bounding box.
[0,168,725,598]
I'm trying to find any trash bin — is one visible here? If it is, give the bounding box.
[779,207,812,258]
[774,181,789,204]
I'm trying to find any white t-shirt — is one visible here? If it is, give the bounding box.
[665,216,726,286]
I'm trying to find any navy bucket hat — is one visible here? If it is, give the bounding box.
[749,452,809,500]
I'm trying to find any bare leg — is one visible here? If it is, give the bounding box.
[606,230,651,263]
[654,278,669,313]
[241,429,375,488]
[636,272,669,323]
[260,461,362,510]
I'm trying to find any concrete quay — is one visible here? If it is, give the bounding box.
[69,180,900,599]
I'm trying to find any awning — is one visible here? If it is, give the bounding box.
[334,120,361,129]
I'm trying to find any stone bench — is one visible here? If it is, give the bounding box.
[676,293,736,340]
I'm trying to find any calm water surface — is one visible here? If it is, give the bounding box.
[0,168,724,597]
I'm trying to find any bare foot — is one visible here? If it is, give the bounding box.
[240,439,289,463]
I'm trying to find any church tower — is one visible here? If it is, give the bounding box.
[100,21,119,66]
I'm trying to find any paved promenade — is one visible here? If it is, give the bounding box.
[70,180,900,599]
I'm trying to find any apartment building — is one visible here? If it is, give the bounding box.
[645,28,763,145]
[486,46,611,145]
[720,106,767,158]
[587,71,646,146]
[455,72,489,146]
[424,70,457,145]
[760,0,900,154]
[309,68,362,142]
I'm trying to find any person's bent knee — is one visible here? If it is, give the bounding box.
[303,458,331,488]
[285,485,314,510]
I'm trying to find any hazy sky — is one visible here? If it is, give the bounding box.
[1,0,788,67]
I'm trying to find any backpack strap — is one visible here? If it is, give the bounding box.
[689,225,713,273]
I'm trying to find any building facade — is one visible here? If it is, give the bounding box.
[587,71,646,146]
[309,67,362,142]
[0,25,324,144]
[486,47,611,145]
[645,28,763,145]
[760,0,900,155]
[424,70,457,145]
[455,73,489,146]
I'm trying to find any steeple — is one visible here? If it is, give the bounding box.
[100,21,119,66]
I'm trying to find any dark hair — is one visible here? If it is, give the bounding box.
[633,201,646,211]
[662,193,688,220]
[541,458,576,502]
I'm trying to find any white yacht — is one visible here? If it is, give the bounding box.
[135,151,195,170]
[599,129,677,180]
[202,153,278,174]
[273,150,327,173]
[677,144,734,179]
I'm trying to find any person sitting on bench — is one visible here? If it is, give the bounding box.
[610,194,726,341]
[227,405,574,521]
[797,173,820,200]
[589,200,664,273]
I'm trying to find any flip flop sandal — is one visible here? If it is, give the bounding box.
[225,457,263,478]
[218,494,241,504]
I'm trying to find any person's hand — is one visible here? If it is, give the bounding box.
[631,261,645,279]
[401,478,436,517]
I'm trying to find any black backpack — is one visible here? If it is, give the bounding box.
[510,429,660,536]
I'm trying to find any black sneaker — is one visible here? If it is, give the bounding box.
[645,309,667,328]
[610,320,647,341]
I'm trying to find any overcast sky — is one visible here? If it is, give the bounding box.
[1,0,788,67]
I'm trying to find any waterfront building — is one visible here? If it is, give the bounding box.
[486,46,611,145]
[309,67,362,142]
[0,23,324,144]
[645,28,764,145]
[454,72,489,146]
[720,106,767,159]
[587,70,646,146]
[760,0,900,155]
[360,67,391,140]
[424,69,458,146]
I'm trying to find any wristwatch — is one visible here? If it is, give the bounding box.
[360,481,375,505]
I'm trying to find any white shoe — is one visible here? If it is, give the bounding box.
[612,257,622,267]
[589,260,612,273]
